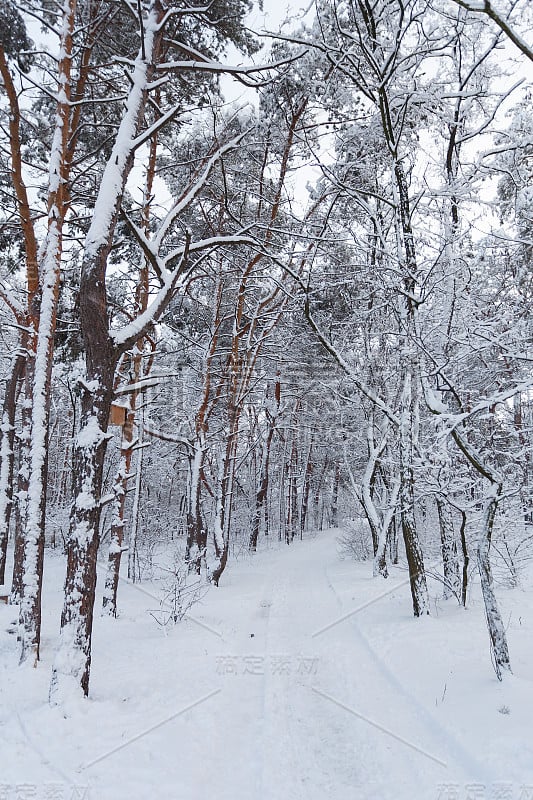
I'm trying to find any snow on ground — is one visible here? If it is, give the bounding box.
[1,528,533,800]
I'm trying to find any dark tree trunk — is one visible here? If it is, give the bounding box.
[388,515,399,564]
[51,237,119,697]
[300,443,313,538]
[459,509,469,607]
[51,339,117,698]
[330,461,340,528]
[249,425,274,552]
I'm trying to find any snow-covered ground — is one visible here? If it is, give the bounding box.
[1,529,533,800]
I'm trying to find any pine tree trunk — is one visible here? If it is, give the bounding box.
[51,357,116,699]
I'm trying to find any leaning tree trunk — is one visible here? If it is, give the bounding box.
[477,482,511,679]
[428,398,513,676]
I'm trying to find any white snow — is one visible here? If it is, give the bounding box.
[1,528,533,799]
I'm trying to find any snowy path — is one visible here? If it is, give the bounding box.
[1,528,533,800]
[206,533,480,800]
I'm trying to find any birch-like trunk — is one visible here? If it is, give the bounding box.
[477,483,511,678]
[436,495,461,599]
[10,406,29,605]
[394,158,429,617]
[0,353,25,585]
[101,440,132,615]
[18,0,76,665]
[128,413,144,583]
[398,370,428,616]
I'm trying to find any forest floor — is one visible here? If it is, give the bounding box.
[1,528,533,800]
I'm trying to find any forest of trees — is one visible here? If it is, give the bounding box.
[0,0,531,701]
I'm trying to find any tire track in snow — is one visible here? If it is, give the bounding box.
[258,546,379,799]
[322,563,498,784]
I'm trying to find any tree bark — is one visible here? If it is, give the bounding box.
[0,353,26,585]
[436,495,461,599]
[477,483,511,678]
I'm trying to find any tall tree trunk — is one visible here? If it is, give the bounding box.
[330,460,340,528]
[459,508,469,607]
[286,430,299,544]
[249,425,275,552]
[185,439,206,574]
[0,352,25,585]
[10,397,30,605]
[102,426,133,615]
[128,415,144,584]
[395,156,429,617]
[18,0,76,665]
[50,2,163,699]
[436,495,461,599]
[398,370,428,616]
[374,477,399,580]
[212,424,238,586]
[300,438,314,538]
[427,404,513,675]
[50,365,116,698]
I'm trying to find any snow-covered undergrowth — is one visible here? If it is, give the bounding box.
[1,528,532,800]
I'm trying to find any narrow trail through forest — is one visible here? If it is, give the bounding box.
[206,529,487,800]
[1,527,532,800]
